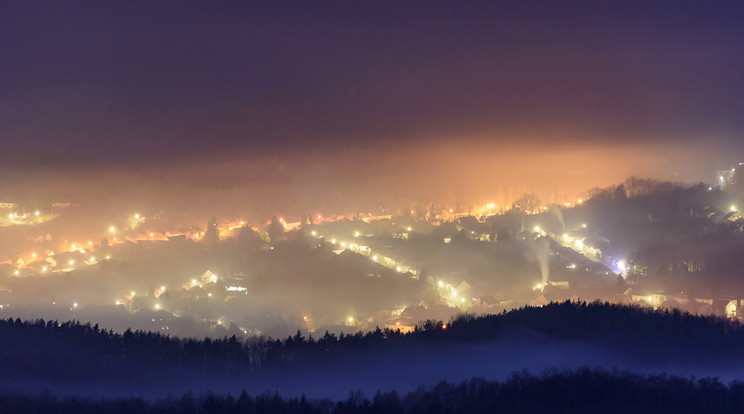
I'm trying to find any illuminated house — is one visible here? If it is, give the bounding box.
[631,294,666,309]
[198,269,218,285]
[50,251,85,269]
[456,280,471,297]
[472,295,504,313]
[529,295,549,307]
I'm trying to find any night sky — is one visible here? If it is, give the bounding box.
[2,1,744,212]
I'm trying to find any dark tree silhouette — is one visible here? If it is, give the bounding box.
[513,193,541,212]
[267,216,285,243]
[204,216,219,245]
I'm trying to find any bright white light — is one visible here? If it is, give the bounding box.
[731,206,737,212]
[35,211,40,216]
[131,291,135,296]
[135,214,140,219]
[311,231,316,236]
[617,260,628,273]
[438,281,444,287]
[115,300,121,305]
[154,304,161,310]
[534,226,541,232]
[109,226,116,233]
[8,213,13,219]
[396,266,401,272]
[73,303,78,309]
[68,260,74,266]
[406,227,412,231]
[372,255,377,260]
[160,286,166,291]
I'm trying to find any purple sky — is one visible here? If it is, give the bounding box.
[1,1,743,213]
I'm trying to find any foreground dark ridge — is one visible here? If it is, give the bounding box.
[3,368,744,414]
[0,301,742,384]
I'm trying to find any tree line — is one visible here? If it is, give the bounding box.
[2,368,744,413]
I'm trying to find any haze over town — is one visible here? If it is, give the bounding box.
[2,1,744,411]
